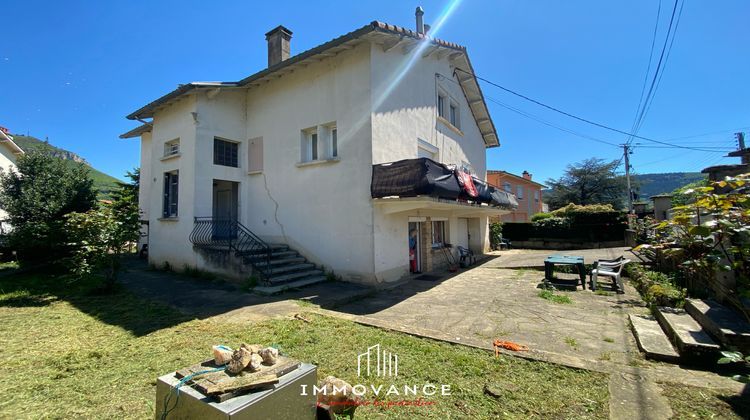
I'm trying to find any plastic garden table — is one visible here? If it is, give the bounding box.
[544,255,586,290]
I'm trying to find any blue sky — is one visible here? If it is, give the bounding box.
[1,1,748,183]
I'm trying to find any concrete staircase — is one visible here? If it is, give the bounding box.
[239,244,327,295]
[630,298,750,365]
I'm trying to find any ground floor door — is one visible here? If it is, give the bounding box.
[456,218,469,250]
[408,222,421,273]
[212,180,239,239]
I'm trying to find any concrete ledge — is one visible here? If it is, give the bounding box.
[685,298,750,353]
[655,307,720,361]
[629,314,680,363]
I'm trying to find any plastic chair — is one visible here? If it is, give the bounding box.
[590,258,631,293]
[457,246,476,267]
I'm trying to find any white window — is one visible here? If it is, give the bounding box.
[248,137,263,173]
[417,139,438,160]
[449,102,460,128]
[301,123,339,163]
[503,182,512,193]
[301,128,318,162]
[164,139,180,157]
[534,190,540,202]
[437,93,447,119]
[331,127,338,157]
[162,171,179,218]
[432,220,446,248]
[517,186,524,199]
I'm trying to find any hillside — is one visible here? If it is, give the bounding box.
[11,135,122,198]
[633,172,706,201]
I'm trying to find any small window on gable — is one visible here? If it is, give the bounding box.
[503,182,512,193]
[517,186,524,199]
[534,190,540,202]
[437,93,447,119]
[164,139,180,157]
[248,137,263,173]
[449,102,460,128]
[214,138,239,167]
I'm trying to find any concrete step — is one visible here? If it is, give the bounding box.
[267,269,326,284]
[241,250,299,260]
[267,263,315,276]
[254,257,306,267]
[655,307,720,362]
[685,298,750,353]
[253,276,328,295]
[629,314,681,363]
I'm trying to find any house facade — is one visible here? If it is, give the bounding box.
[0,127,24,234]
[122,17,510,291]
[487,170,544,223]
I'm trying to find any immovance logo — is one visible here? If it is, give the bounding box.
[357,344,398,377]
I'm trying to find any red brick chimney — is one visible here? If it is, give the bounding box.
[522,171,532,180]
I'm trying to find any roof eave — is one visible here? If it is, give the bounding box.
[0,131,24,155]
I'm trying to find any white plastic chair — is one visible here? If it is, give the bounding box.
[590,258,631,293]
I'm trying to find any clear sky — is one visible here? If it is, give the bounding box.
[2,1,748,183]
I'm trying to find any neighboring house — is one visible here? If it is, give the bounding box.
[121,14,511,291]
[486,170,545,223]
[0,127,25,234]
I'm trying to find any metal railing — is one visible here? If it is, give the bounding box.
[189,217,273,281]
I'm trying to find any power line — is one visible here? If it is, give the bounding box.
[483,95,621,147]
[636,0,686,135]
[626,0,662,145]
[454,67,732,152]
[629,0,683,143]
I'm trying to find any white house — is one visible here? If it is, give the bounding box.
[0,127,24,234]
[121,13,513,293]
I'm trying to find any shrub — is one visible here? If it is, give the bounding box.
[0,150,96,265]
[489,222,503,249]
[533,216,569,229]
[531,213,553,222]
[625,263,686,307]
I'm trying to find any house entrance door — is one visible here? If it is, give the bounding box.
[212,180,239,239]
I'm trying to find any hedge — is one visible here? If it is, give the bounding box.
[502,221,626,242]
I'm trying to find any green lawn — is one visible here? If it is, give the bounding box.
[0,272,611,419]
[661,383,750,420]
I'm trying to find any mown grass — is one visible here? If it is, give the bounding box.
[538,289,573,304]
[0,272,610,419]
[661,383,750,419]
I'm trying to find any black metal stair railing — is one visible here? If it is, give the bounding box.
[189,217,273,282]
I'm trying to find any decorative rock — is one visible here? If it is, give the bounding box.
[248,354,263,372]
[240,343,264,354]
[316,376,362,414]
[212,345,233,366]
[259,347,279,365]
[227,348,253,374]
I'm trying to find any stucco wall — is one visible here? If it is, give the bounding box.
[144,96,199,270]
[369,43,491,281]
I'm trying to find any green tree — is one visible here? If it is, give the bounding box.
[544,158,626,210]
[65,169,141,289]
[0,150,96,263]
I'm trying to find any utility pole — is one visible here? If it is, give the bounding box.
[623,144,633,214]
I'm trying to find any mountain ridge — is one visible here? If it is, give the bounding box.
[10,134,122,198]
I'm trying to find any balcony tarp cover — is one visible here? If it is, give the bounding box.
[371,158,518,209]
[371,158,462,200]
